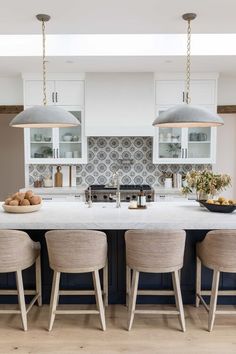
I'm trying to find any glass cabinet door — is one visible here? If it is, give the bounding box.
[187,127,211,159]
[30,128,53,160]
[58,111,82,160]
[158,127,182,160]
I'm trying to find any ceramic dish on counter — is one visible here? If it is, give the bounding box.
[2,203,42,213]
[199,200,236,213]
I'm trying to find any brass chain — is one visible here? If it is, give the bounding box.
[185,19,191,104]
[42,20,47,106]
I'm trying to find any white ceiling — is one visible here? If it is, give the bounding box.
[0,0,235,75]
[0,0,235,34]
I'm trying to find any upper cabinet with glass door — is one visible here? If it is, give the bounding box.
[24,108,87,164]
[23,74,87,164]
[153,73,218,164]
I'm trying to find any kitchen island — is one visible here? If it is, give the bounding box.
[0,201,236,305]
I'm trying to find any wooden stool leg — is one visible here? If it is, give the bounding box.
[196,256,201,308]
[16,270,27,331]
[126,265,131,308]
[208,270,220,332]
[35,255,42,306]
[172,270,186,332]
[93,269,106,331]
[103,259,108,307]
[127,270,139,331]
[48,271,60,332]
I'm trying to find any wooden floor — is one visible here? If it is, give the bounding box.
[0,304,236,354]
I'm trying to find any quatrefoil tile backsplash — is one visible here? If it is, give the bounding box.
[28,137,211,187]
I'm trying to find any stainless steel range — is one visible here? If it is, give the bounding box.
[85,185,154,203]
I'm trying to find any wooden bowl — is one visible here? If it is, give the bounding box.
[199,200,236,213]
[2,203,42,214]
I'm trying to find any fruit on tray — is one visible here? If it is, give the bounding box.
[4,190,42,206]
[206,197,236,206]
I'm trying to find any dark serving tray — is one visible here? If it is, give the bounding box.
[199,200,236,213]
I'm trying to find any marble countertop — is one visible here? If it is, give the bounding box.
[0,201,236,230]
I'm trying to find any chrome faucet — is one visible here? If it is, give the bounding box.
[87,186,93,208]
[115,174,121,208]
[108,171,121,208]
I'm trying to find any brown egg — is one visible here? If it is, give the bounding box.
[29,195,41,205]
[4,198,12,205]
[9,200,19,206]
[25,190,34,200]
[20,199,30,206]
[12,192,25,202]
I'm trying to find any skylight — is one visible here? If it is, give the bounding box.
[0,34,235,56]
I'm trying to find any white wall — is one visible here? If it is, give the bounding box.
[0,77,23,105]
[85,73,155,136]
[213,114,236,199]
[218,75,236,105]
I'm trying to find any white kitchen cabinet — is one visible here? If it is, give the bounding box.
[155,73,217,106]
[24,80,84,106]
[153,73,218,164]
[22,74,87,165]
[24,107,87,164]
[153,106,217,164]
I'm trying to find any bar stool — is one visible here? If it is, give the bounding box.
[125,229,186,331]
[45,230,108,331]
[0,230,41,331]
[196,230,236,332]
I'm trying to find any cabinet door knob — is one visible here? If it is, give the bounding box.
[53,149,55,158]
[182,91,185,102]
[52,92,54,103]
[182,148,184,158]
[56,148,59,158]
[55,92,58,103]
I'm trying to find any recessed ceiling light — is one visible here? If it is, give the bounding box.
[65,60,74,64]
[165,59,172,63]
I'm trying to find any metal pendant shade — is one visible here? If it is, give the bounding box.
[152,13,224,128]
[10,14,79,128]
[152,104,224,128]
[9,106,79,128]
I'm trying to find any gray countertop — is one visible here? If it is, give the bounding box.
[0,201,235,230]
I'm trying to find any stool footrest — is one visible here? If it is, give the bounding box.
[0,309,21,314]
[200,290,236,296]
[215,310,236,315]
[55,309,99,315]
[0,290,37,296]
[137,290,175,296]
[59,290,96,296]
[135,309,179,315]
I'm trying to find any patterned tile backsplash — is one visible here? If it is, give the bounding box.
[28,137,211,188]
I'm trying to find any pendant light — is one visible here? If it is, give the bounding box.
[152,13,224,128]
[10,14,79,128]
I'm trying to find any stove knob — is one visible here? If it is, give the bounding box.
[132,195,137,200]
[126,196,131,201]
[103,195,108,200]
[93,195,97,200]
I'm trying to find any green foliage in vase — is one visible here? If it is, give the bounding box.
[182,170,231,197]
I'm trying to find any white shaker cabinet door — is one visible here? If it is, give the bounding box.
[55,81,85,106]
[24,80,55,106]
[155,80,185,105]
[189,80,216,105]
